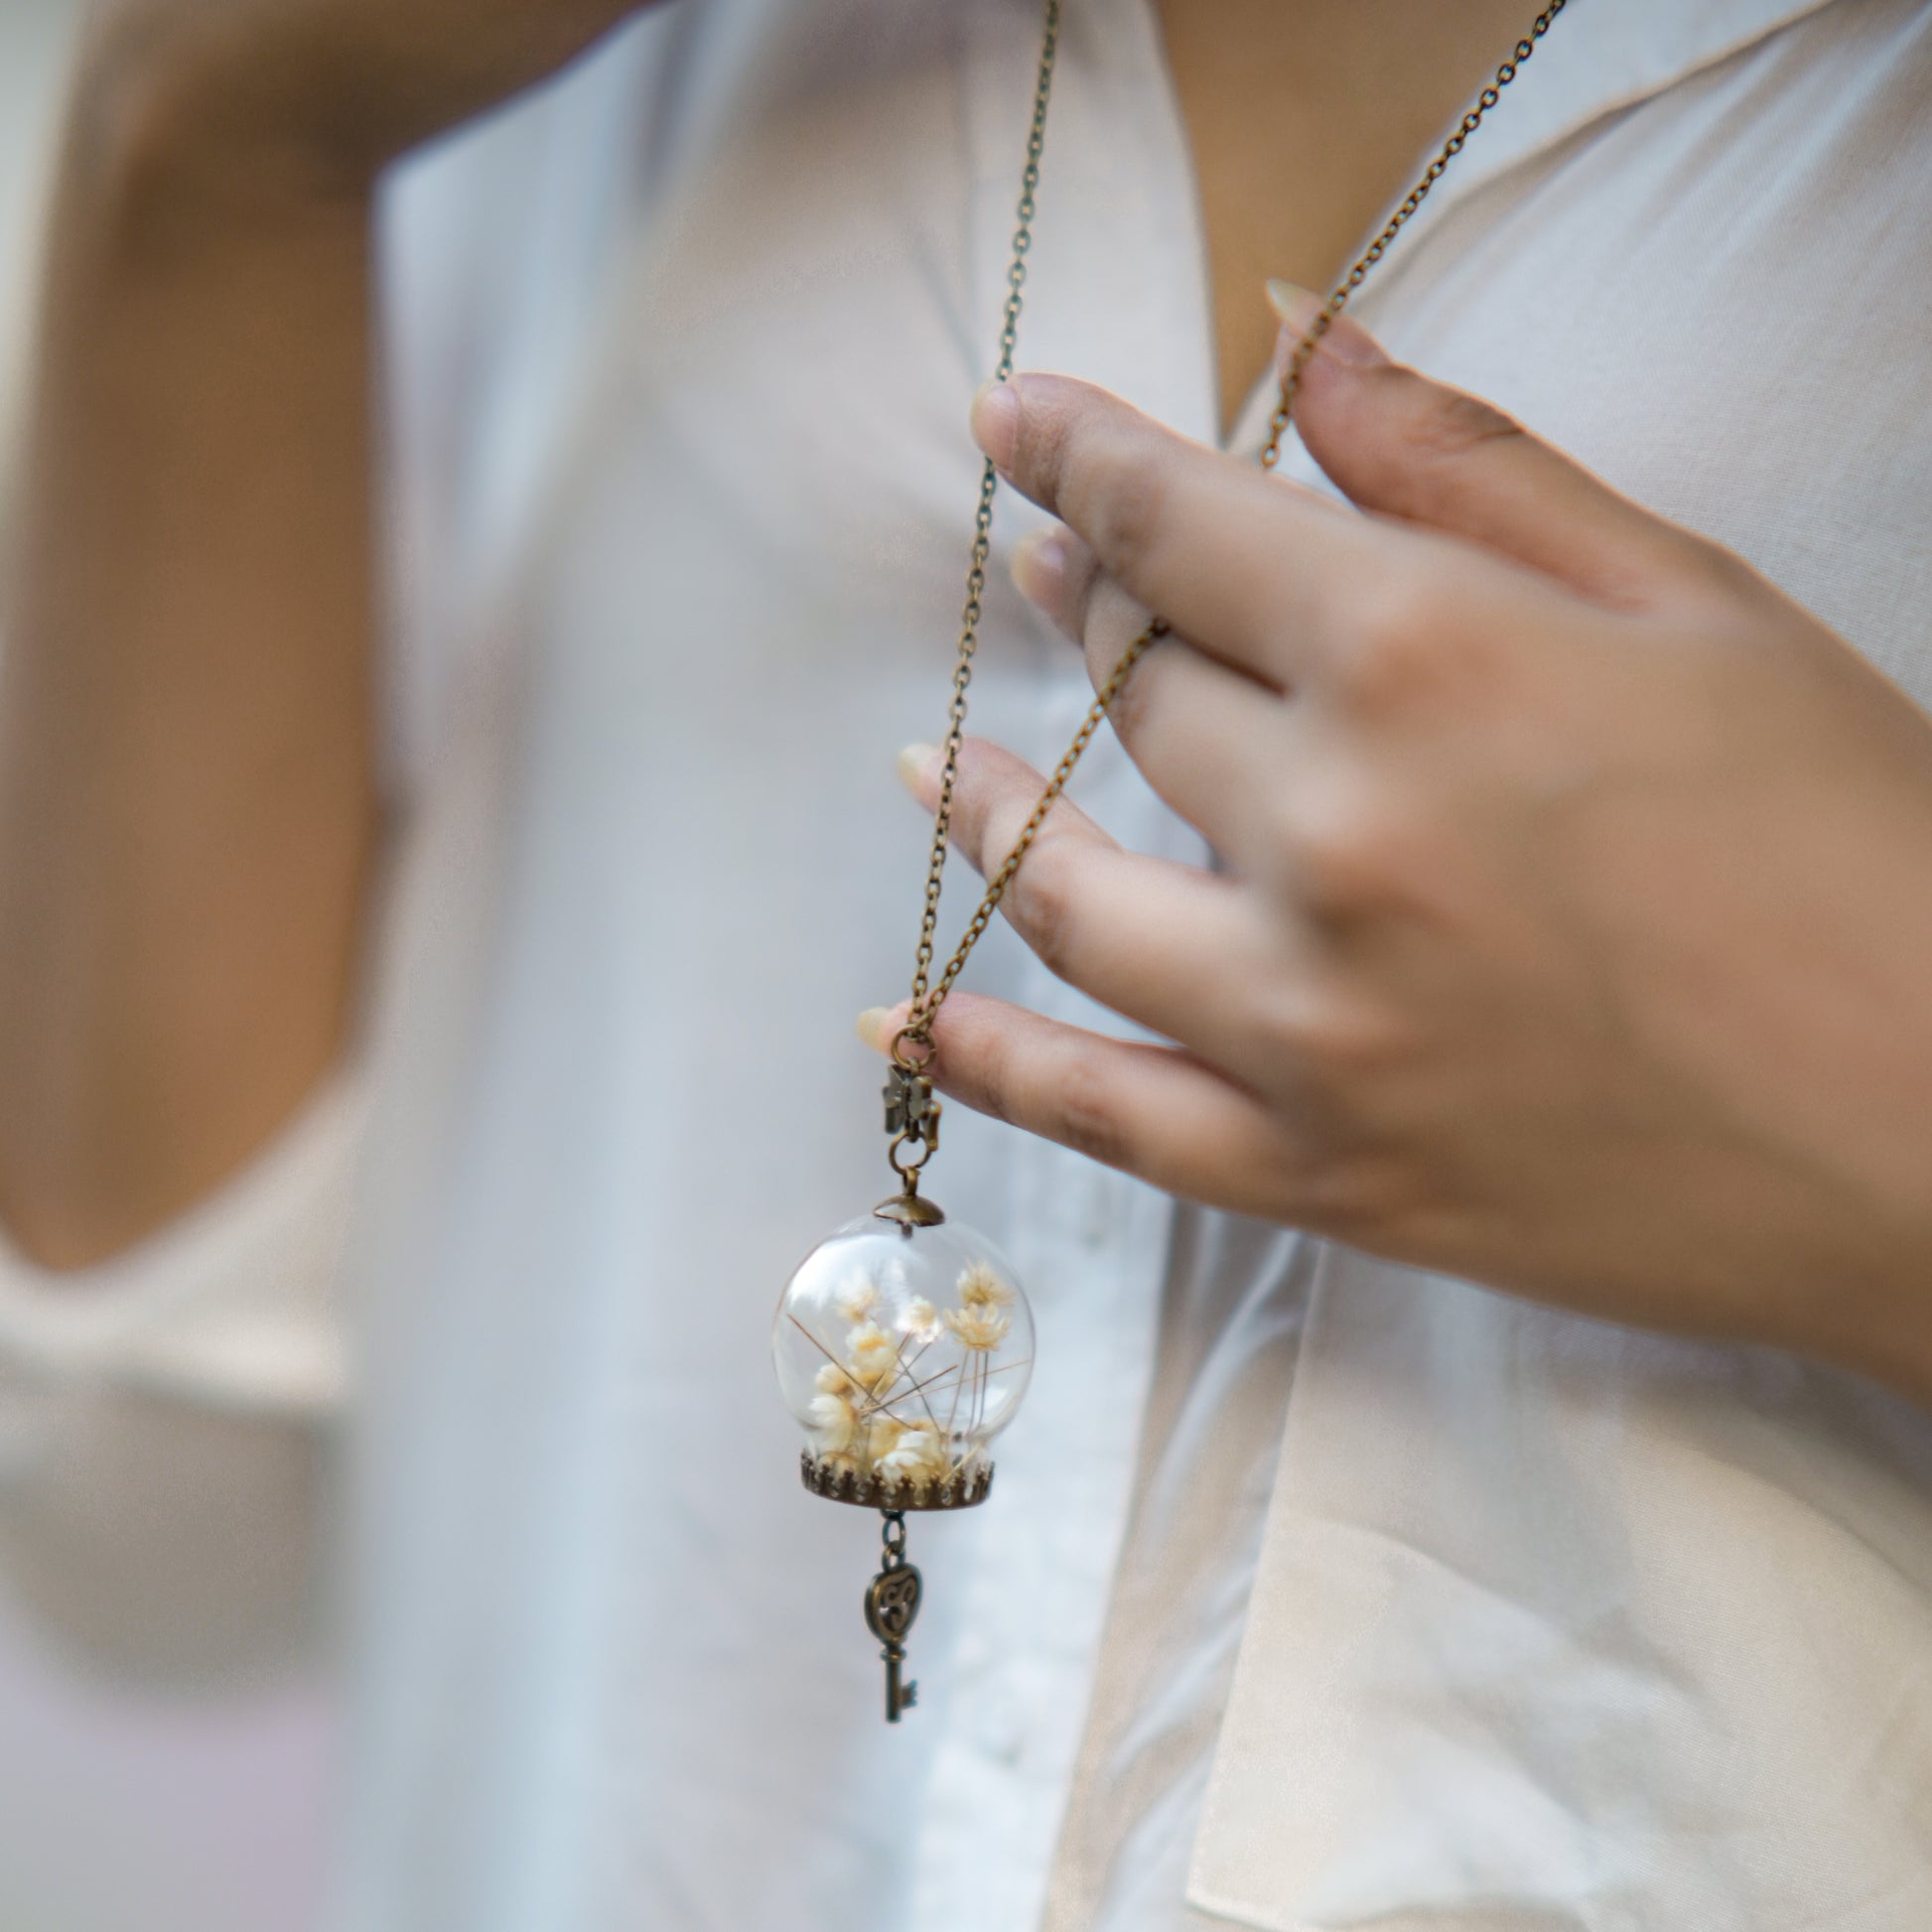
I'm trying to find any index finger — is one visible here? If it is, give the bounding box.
[972,372,1408,687]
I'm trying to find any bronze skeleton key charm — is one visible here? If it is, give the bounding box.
[864,1511,923,1723]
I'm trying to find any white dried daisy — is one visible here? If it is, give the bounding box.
[815,1362,855,1396]
[808,1392,857,1454]
[942,1304,1012,1351]
[956,1262,1015,1311]
[878,1426,947,1483]
[897,1297,941,1343]
[834,1273,881,1323]
[846,1319,899,1388]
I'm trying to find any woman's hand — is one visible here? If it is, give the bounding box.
[866,290,1932,1399]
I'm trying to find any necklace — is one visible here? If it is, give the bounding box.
[772,0,1574,1725]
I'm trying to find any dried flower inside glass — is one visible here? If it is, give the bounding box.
[773,1218,1035,1509]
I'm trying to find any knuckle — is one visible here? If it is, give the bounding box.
[1336,576,1491,716]
[1335,574,1435,702]
[1268,781,1415,919]
[1294,1147,1414,1243]
[1062,545,1107,642]
[1100,643,1159,743]
[1052,1052,1137,1170]
[1402,379,1528,464]
[1299,820,1398,916]
[1078,441,1172,576]
[1254,978,1409,1089]
[1029,428,1079,515]
[964,1023,1023,1130]
[1308,1005,1409,1083]
[1004,838,1080,979]
[1081,577,1160,709]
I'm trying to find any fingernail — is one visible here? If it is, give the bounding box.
[856,1007,892,1051]
[1265,278,1388,369]
[1011,526,1069,612]
[896,742,939,796]
[971,379,1021,471]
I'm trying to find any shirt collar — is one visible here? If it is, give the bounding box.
[1223,0,1846,454]
[1396,0,1846,239]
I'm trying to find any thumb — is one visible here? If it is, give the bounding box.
[1266,280,1709,612]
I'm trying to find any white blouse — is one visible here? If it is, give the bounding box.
[2,2,1931,1929]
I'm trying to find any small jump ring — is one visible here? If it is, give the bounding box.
[890,1027,936,1074]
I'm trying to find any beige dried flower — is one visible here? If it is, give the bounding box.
[867,1415,908,1461]
[897,1297,941,1343]
[942,1304,1011,1351]
[846,1319,899,1388]
[815,1362,855,1396]
[834,1273,881,1323]
[956,1262,1015,1311]
[808,1392,857,1454]
[878,1426,947,1484]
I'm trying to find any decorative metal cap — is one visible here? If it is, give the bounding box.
[874,1187,947,1230]
[800,1450,994,1512]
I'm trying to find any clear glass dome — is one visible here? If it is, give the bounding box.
[773,1212,1034,1506]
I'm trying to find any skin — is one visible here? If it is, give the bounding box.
[0,0,1519,1268]
[1154,0,1545,435]
[0,0,655,1267]
[861,297,1932,1406]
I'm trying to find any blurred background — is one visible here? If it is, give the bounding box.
[0,8,336,1930]
[0,4,82,488]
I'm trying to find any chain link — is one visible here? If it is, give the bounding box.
[899,0,1572,1066]
[908,0,1062,1024]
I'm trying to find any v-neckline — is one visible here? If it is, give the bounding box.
[1146,0,1854,459]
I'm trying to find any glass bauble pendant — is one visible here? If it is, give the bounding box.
[774,1207,1035,1509]
[773,1061,1035,1719]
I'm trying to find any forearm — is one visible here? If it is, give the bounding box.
[0,56,380,1269]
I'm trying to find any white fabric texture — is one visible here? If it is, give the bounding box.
[6,0,1932,1928]
[0,0,83,507]
[0,1074,359,1926]
[346,0,1932,1926]
[0,1070,357,1682]
[0,1073,357,1419]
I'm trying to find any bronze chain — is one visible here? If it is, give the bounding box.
[891,0,1573,1122]
[905,0,1063,1037]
